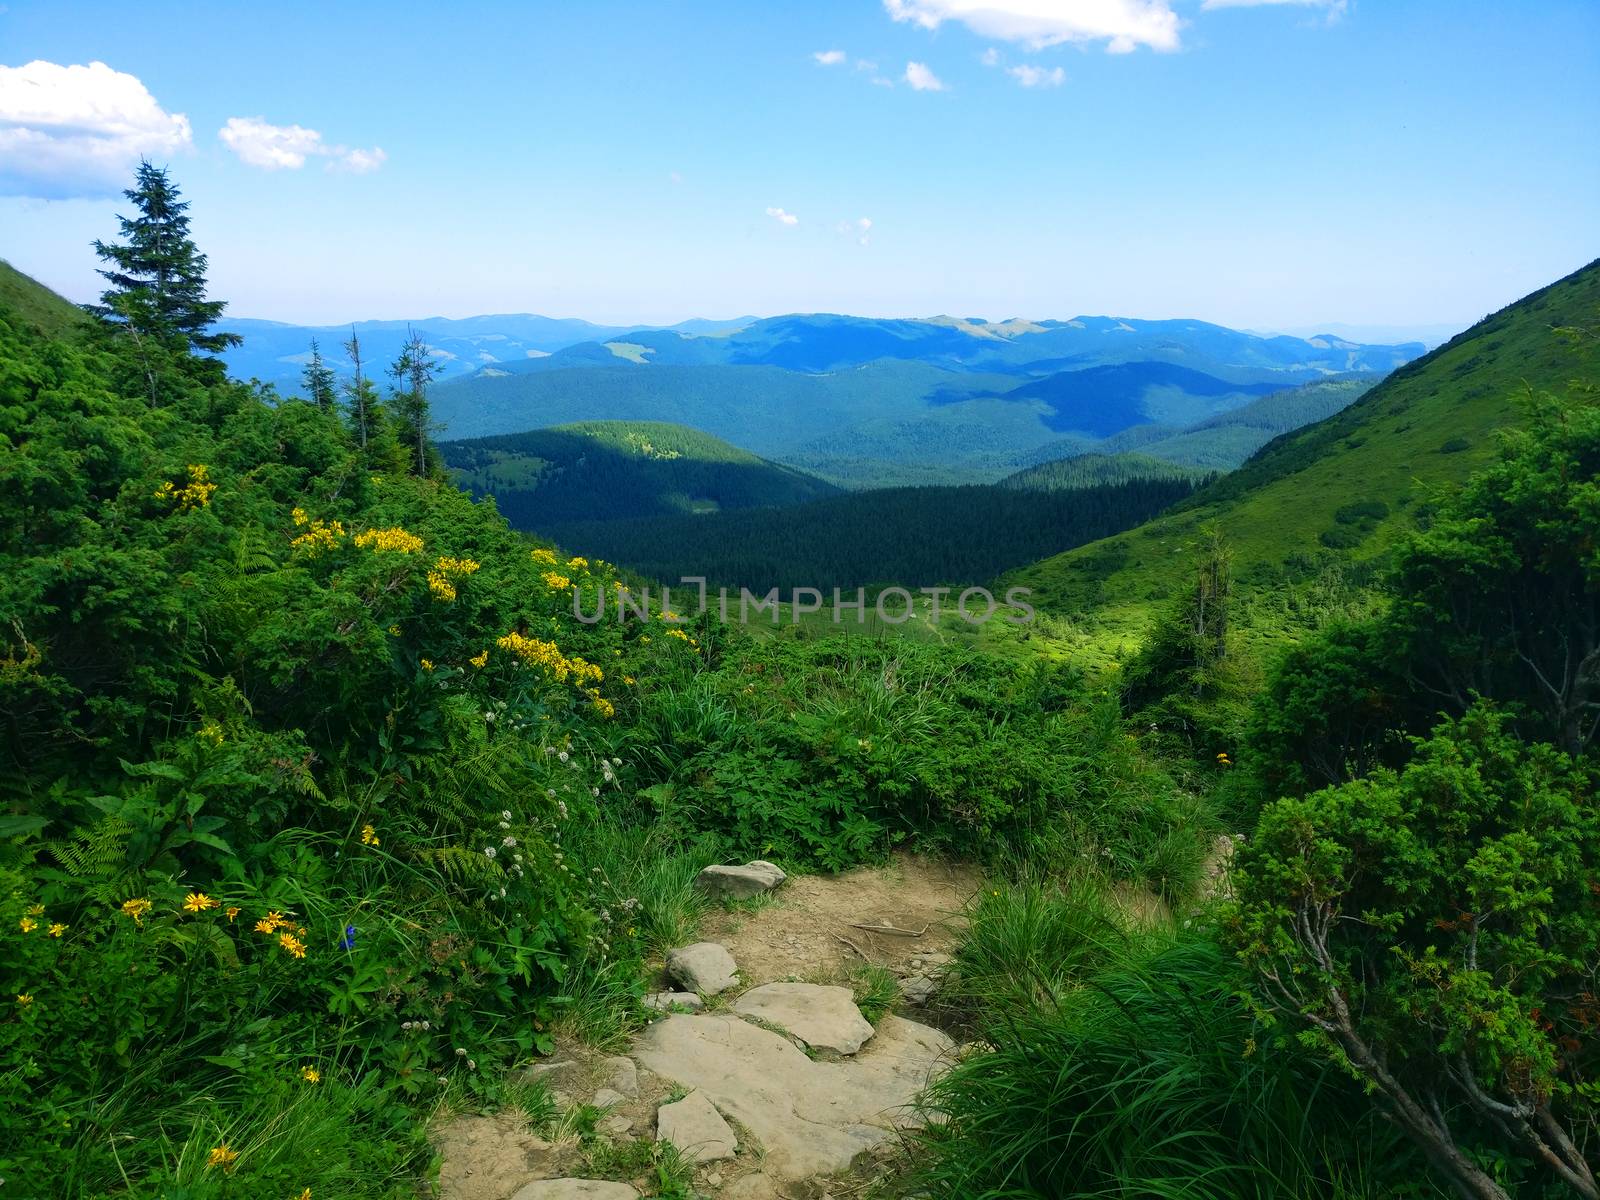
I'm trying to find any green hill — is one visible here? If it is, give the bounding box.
[439,419,839,527]
[0,260,87,337]
[1009,259,1600,653]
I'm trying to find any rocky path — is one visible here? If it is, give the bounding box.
[434,854,980,1200]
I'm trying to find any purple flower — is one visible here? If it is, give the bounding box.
[338,924,357,951]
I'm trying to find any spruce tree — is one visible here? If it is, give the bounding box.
[387,326,441,475]
[91,160,239,356]
[301,337,337,410]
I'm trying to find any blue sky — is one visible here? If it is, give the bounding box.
[1,0,1596,333]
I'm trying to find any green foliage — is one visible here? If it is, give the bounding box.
[911,893,1434,1199]
[1000,451,1214,492]
[624,638,1213,896]
[1230,706,1599,1199]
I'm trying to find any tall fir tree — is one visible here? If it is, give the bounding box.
[388,326,441,475]
[91,161,240,357]
[301,337,337,410]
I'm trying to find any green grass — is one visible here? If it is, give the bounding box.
[0,260,88,337]
[1008,259,1600,658]
[849,963,901,1024]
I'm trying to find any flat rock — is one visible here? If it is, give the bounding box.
[600,1114,633,1136]
[655,1088,737,1162]
[433,1114,555,1200]
[600,1055,639,1098]
[634,1012,954,1181]
[665,942,739,995]
[696,861,787,902]
[592,1087,626,1109]
[643,990,703,1013]
[510,1182,639,1200]
[733,983,875,1055]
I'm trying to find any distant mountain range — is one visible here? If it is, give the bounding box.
[217,313,756,390]
[427,314,1419,487]
[217,308,1423,490]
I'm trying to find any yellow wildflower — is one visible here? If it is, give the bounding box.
[300,1066,321,1084]
[361,824,380,847]
[421,658,435,671]
[566,556,589,571]
[226,907,240,923]
[278,931,307,958]
[26,904,44,916]
[205,1143,239,1171]
[254,919,276,935]
[48,922,67,937]
[665,628,691,642]
[530,547,559,565]
[291,507,310,527]
[623,675,635,686]
[156,465,217,511]
[469,650,488,669]
[434,555,481,578]
[120,898,152,925]
[297,1190,312,1200]
[426,571,456,602]
[540,571,571,591]
[18,917,36,933]
[183,891,220,913]
[591,695,616,719]
[353,526,424,554]
[265,911,290,930]
[17,993,32,1006]
[290,518,346,557]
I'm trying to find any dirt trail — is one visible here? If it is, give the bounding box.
[699,851,981,985]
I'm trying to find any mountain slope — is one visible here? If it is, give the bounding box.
[439,420,839,527]
[0,261,88,337]
[1001,453,1213,491]
[1009,259,1600,646]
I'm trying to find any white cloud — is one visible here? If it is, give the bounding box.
[904,61,947,91]
[765,206,799,227]
[1008,63,1066,87]
[813,49,847,65]
[980,47,1002,66]
[1202,0,1345,8]
[836,217,873,246]
[219,116,385,173]
[885,0,1182,53]
[0,60,192,199]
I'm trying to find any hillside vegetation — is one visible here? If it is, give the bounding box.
[1010,259,1600,652]
[440,420,839,525]
[543,476,1202,592]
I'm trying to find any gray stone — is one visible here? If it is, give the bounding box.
[695,861,787,902]
[899,973,937,1006]
[634,1012,954,1181]
[601,1054,639,1098]
[665,942,739,995]
[592,1087,626,1109]
[733,982,875,1055]
[509,1181,639,1200]
[655,1088,737,1162]
[643,990,704,1013]
[600,1114,634,1136]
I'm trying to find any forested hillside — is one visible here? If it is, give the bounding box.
[440,421,839,525]
[543,476,1202,592]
